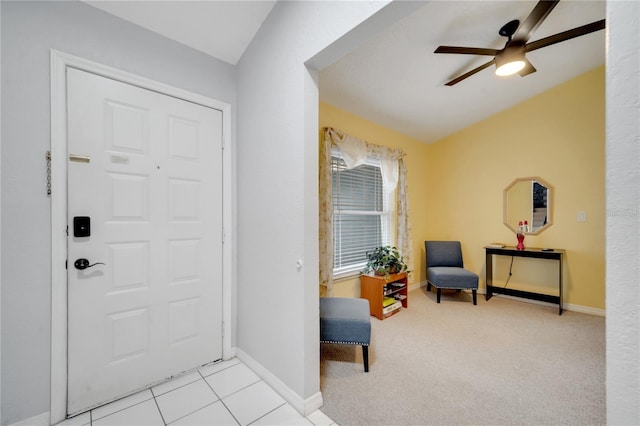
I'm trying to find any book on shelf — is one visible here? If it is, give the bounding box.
[382,300,402,315]
[382,296,396,308]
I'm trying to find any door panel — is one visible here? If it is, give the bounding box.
[67,68,223,414]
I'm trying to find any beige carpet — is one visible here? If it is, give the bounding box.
[320,287,605,426]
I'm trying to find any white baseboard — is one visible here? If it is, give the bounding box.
[555,301,605,316]
[9,411,49,426]
[415,280,605,316]
[408,281,424,292]
[235,348,323,417]
[482,292,606,316]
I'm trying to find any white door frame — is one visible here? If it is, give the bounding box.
[50,50,234,424]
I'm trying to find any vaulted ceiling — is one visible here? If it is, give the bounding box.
[84,0,606,144]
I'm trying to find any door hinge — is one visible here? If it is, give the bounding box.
[46,150,52,196]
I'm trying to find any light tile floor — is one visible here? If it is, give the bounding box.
[56,358,336,426]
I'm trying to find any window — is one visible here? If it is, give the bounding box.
[331,152,394,277]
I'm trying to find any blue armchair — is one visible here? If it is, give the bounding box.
[425,241,478,305]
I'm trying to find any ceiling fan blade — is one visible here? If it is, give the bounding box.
[435,46,498,56]
[518,59,537,77]
[512,0,560,44]
[525,19,606,53]
[445,59,496,86]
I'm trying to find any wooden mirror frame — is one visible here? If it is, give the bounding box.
[503,176,553,235]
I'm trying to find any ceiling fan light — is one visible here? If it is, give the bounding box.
[495,59,526,76]
[495,45,526,77]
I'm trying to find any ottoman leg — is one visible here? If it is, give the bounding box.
[472,289,477,305]
[362,345,369,372]
[437,288,441,303]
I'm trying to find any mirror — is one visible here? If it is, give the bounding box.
[503,177,552,235]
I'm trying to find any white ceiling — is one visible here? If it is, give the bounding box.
[85,0,277,65]
[320,0,606,143]
[84,0,606,144]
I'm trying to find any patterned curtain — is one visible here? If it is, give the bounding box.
[319,133,334,297]
[320,127,413,296]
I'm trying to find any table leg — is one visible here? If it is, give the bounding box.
[485,252,493,300]
[558,258,563,315]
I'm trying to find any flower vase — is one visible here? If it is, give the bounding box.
[516,233,525,251]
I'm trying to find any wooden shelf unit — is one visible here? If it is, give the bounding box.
[360,272,408,320]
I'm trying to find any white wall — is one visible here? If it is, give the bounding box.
[0,2,236,424]
[606,1,640,423]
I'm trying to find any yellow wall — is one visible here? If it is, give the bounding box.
[426,66,605,309]
[320,65,605,309]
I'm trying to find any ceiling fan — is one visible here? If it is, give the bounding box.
[434,0,605,86]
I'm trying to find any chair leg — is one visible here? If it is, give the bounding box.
[362,345,369,372]
[436,288,441,303]
[472,289,477,305]
[427,282,431,291]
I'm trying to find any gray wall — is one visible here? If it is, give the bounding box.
[0,2,236,424]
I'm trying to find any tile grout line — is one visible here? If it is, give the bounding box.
[90,393,154,423]
[163,400,220,425]
[150,387,168,425]
[83,358,268,426]
[146,359,240,424]
[152,374,220,425]
[199,369,242,425]
[246,402,288,426]
[152,374,202,398]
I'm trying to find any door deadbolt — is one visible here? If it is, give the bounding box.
[74,258,105,270]
[73,216,91,237]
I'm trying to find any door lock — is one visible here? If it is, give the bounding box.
[73,216,91,237]
[74,258,105,270]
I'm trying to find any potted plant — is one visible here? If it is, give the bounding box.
[361,246,409,277]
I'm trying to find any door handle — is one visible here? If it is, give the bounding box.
[74,258,106,270]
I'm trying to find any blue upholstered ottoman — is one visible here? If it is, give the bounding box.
[319,297,371,372]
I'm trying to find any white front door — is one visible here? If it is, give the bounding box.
[66,68,223,414]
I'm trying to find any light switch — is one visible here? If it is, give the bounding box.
[577,211,587,222]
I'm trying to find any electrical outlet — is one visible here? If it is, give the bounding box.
[577,211,587,222]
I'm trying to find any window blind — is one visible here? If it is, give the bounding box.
[332,155,388,273]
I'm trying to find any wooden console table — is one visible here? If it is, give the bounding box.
[485,246,564,315]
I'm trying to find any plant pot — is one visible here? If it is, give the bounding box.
[374,267,397,276]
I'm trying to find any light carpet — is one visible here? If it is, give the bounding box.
[320,287,605,426]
